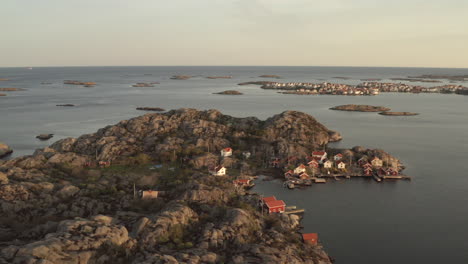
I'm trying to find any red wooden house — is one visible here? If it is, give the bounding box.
[302,233,318,246]
[265,199,286,213]
[262,196,277,204]
[233,179,251,187]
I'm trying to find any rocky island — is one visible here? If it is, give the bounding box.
[259,75,281,78]
[56,104,75,107]
[213,90,243,95]
[0,78,9,81]
[64,80,96,87]
[0,109,341,264]
[0,93,5,97]
[136,107,166,112]
[36,134,54,140]
[132,83,155,88]
[206,76,232,79]
[0,88,26,92]
[330,104,391,112]
[379,112,419,116]
[170,75,192,80]
[238,81,276,86]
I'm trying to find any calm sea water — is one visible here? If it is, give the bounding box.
[1,66,468,263]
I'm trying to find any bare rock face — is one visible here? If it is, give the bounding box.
[0,142,13,158]
[42,109,336,163]
[2,217,129,264]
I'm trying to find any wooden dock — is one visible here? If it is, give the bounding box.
[382,175,411,180]
[284,209,305,215]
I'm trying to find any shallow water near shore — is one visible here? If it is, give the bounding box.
[1,66,468,263]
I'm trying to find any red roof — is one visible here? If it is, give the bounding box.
[302,233,318,243]
[223,148,232,152]
[312,151,326,156]
[265,200,286,208]
[235,179,250,184]
[262,196,277,203]
[335,153,343,157]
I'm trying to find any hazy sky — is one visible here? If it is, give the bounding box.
[1,0,467,67]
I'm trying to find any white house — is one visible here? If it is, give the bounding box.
[294,164,307,175]
[242,151,251,159]
[336,161,346,170]
[323,160,333,169]
[221,148,232,157]
[210,166,226,176]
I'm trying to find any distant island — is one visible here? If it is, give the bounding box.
[259,74,281,78]
[0,88,26,91]
[257,81,468,96]
[56,104,75,107]
[213,90,243,95]
[64,80,96,87]
[206,76,232,79]
[136,107,165,111]
[0,78,9,81]
[238,81,276,86]
[170,75,192,80]
[330,105,391,112]
[0,93,5,97]
[379,112,419,116]
[407,74,468,82]
[132,82,155,87]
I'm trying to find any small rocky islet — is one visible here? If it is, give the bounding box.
[0,88,26,92]
[0,109,408,263]
[36,134,54,140]
[259,75,281,78]
[379,112,419,116]
[170,75,192,80]
[206,76,232,79]
[136,107,166,112]
[63,80,96,87]
[213,90,243,95]
[330,104,391,112]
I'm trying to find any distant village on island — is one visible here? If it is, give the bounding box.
[259,81,468,96]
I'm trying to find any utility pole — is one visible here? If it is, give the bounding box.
[133,183,136,199]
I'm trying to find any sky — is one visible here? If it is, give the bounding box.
[1,0,467,68]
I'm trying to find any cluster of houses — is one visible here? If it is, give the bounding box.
[278,150,402,180]
[263,82,380,95]
[357,155,399,176]
[281,151,348,181]
[262,81,468,96]
[261,195,319,246]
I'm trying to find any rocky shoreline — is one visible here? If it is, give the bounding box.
[0,143,13,158]
[0,109,342,264]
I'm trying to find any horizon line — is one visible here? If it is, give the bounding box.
[1,65,468,70]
